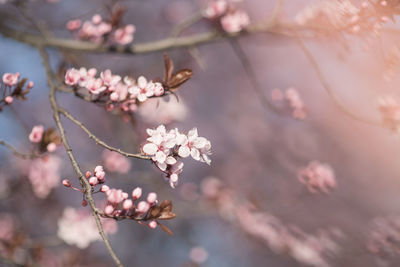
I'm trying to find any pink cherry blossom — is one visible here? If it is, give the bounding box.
[57,207,117,248]
[100,69,121,87]
[203,0,228,19]
[4,96,13,104]
[2,72,20,86]
[106,188,127,204]
[178,128,212,164]
[114,24,136,45]
[64,68,80,86]
[85,77,106,94]
[297,161,336,193]
[221,10,250,33]
[66,19,81,31]
[130,76,155,102]
[28,155,61,198]
[29,125,44,143]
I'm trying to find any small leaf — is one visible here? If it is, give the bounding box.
[167,69,193,90]
[157,211,176,220]
[163,53,174,82]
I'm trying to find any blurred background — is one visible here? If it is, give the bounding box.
[1,0,400,266]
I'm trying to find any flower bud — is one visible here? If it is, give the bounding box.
[62,179,71,187]
[132,187,142,199]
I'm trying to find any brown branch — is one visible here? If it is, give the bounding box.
[39,47,124,267]
[0,140,37,159]
[57,107,151,160]
[294,33,382,127]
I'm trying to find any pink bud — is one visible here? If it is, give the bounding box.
[136,201,150,213]
[92,14,102,24]
[147,192,157,204]
[89,176,99,186]
[27,81,34,89]
[122,192,129,199]
[62,179,71,187]
[132,187,142,199]
[148,220,157,229]
[4,96,13,104]
[82,200,88,206]
[85,171,91,179]
[46,142,57,152]
[104,205,114,215]
[122,199,133,210]
[94,165,103,173]
[101,185,110,192]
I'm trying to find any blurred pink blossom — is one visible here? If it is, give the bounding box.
[28,155,61,198]
[102,150,131,174]
[297,161,336,194]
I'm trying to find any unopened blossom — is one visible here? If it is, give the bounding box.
[148,220,157,229]
[147,192,157,204]
[4,96,13,104]
[106,188,127,204]
[136,201,150,213]
[114,24,136,45]
[297,161,336,193]
[132,187,142,199]
[57,207,117,249]
[29,125,44,143]
[378,96,400,133]
[28,156,61,198]
[221,10,250,33]
[102,150,131,174]
[94,165,106,182]
[203,0,228,18]
[47,142,57,152]
[66,19,81,31]
[2,72,20,86]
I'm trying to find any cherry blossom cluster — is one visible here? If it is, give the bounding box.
[66,14,136,45]
[295,0,394,35]
[377,96,400,133]
[142,125,212,188]
[65,67,165,113]
[1,72,33,111]
[57,207,117,249]
[29,125,60,153]
[297,161,336,194]
[200,177,342,267]
[63,165,176,232]
[367,215,400,257]
[28,155,61,199]
[202,0,250,33]
[271,88,307,120]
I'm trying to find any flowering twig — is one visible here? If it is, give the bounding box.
[294,32,382,126]
[0,139,37,159]
[39,47,123,267]
[57,107,150,160]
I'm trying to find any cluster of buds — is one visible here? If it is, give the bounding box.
[295,0,397,35]
[66,12,136,45]
[297,161,336,194]
[0,72,33,111]
[202,0,250,33]
[64,54,193,117]
[29,125,61,153]
[271,88,307,120]
[377,96,400,133]
[65,67,164,112]
[62,166,176,232]
[142,125,212,188]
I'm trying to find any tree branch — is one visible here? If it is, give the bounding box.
[294,32,382,127]
[0,140,37,159]
[39,47,124,267]
[57,107,150,160]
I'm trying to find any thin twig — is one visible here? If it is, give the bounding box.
[170,11,204,37]
[39,47,124,267]
[0,140,37,159]
[294,32,382,126]
[57,107,150,160]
